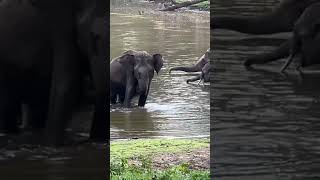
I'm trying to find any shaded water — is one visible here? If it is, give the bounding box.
[212,0,320,179]
[110,1,210,139]
[0,108,106,180]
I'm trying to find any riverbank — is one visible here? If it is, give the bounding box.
[149,0,210,11]
[110,138,210,179]
[111,0,210,19]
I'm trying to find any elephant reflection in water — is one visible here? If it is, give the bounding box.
[110,109,159,138]
[170,48,212,84]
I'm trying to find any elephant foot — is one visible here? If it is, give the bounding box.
[1,127,21,135]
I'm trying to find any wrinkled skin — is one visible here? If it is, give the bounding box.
[211,0,319,67]
[110,50,164,108]
[0,0,108,145]
[281,2,320,72]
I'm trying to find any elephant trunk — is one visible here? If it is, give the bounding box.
[137,79,150,96]
[211,15,292,34]
[137,79,150,107]
[169,65,201,73]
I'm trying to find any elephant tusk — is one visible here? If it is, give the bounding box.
[280,54,294,73]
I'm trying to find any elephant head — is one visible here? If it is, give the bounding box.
[118,50,164,106]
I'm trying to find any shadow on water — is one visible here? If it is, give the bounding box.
[212,0,320,179]
[110,1,210,140]
[0,106,106,180]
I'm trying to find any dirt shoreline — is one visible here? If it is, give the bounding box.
[111,0,210,21]
[111,138,210,171]
[129,146,209,170]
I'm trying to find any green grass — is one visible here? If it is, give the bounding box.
[110,138,210,180]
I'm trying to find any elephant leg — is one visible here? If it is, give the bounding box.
[110,92,117,104]
[124,80,136,108]
[244,40,291,66]
[87,16,108,141]
[119,93,125,104]
[186,75,201,84]
[24,103,47,131]
[110,85,117,104]
[281,34,301,72]
[0,80,21,133]
[44,32,80,146]
[45,54,79,145]
[89,55,108,141]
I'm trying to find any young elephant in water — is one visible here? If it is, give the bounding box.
[170,49,210,83]
[281,3,320,72]
[110,50,164,107]
[170,48,210,73]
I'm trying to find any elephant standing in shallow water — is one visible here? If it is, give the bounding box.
[212,0,320,70]
[110,50,164,107]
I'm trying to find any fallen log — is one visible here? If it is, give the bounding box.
[160,0,208,11]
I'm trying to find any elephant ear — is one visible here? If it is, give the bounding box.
[117,53,135,66]
[153,54,164,74]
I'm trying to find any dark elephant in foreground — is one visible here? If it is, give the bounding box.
[212,0,320,70]
[170,49,211,83]
[110,50,164,107]
[0,0,108,145]
[281,3,320,72]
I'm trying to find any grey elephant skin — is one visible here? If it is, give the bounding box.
[110,50,164,108]
[211,0,320,69]
[281,2,320,72]
[170,49,211,83]
[0,1,108,146]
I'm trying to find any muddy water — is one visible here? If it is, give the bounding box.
[110,1,210,139]
[212,0,320,179]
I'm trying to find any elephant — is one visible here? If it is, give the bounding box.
[170,49,210,83]
[281,2,320,72]
[110,50,164,108]
[211,0,320,68]
[186,61,211,84]
[0,0,108,146]
[170,49,209,73]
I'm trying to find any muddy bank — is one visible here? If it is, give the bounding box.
[111,0,210,22]
[130,146,209,170]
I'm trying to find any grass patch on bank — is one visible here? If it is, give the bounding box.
[110,138,210,180]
